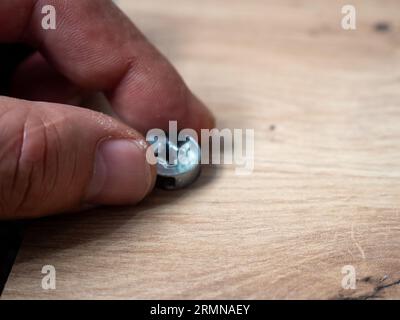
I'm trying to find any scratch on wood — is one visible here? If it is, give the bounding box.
[335,276,400,300]
[351,223,365,260]
[355,278,400,300]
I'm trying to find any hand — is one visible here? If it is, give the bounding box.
[0,0,214,219]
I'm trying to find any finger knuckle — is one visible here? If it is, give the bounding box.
[0,107,54,218]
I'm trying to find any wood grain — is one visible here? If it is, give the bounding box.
[2,0,400,299]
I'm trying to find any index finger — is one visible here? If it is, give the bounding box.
[0,0,215,134]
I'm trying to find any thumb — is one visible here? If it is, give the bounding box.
[0,97,156,219]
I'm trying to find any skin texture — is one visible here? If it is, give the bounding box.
[0,0,215,219]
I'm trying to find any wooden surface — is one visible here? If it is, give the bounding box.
[3,0,400,299]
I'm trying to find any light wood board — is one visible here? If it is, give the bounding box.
[3,0,400,299]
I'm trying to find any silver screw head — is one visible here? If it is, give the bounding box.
[147,134,201,190]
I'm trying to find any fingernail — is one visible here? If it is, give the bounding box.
[86,139,155,205]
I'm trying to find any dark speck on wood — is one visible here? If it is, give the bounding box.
[374,22,391,32]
